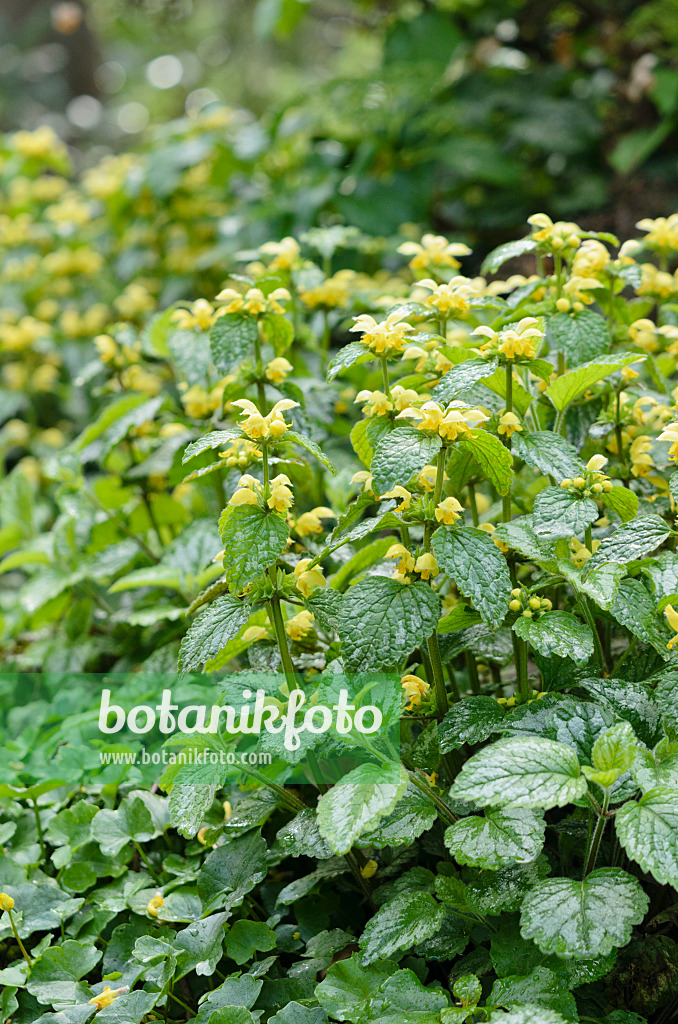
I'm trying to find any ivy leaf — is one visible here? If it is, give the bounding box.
[337,577,440,672]
[178,594,251,675]
[26,940,102,1005]
[512,431,583,481]
[431,359,498,404]
[439,697,506,752]
[457,431,514,496]
[317,762,409,855]
[316,954,399,1021]
[544,353,644,412]
[218,505,289,592]
[615,787,678,888]
[512,611,594,665]
[432,527,512,628]
[327,342,373,382]
[586,515,671,573]
[198,832,268,913]
[210,314,258,372]
[444,808,545,869]
[546,310,610,364]
[520,868,649,958]
[450,736,587,810]
[602,486,639,523]
[481,237,537,275]
[358,892,445,965]
[532,487,598,538]
[371,425,442,494]
[92,796,157,857]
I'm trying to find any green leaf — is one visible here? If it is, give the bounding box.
[451,736,587,810]
[532,487,598,538]
[432,527,512,628]
[490,967,577,1019]
[226,920,277,965]
[182,429,242,463]
[453,974,481,1006]
[316,954,399,1022]
[260,312,293,354]
[582,721,637,788]
[487,1010,568,1024]
[371,425,442,494]
[327,342,373,382]
[457,431,514,496]
[168,784,217,839]
[173,913,230,977]
[277,808,332,859]
[546,310,610,364]
[285,431,337,473]
[481,237,537,275]
[544,353,644,412]
[615,787,678,888]
[92,796,156,856]
[512,431,583,481]
[558,559,627,611]
[431,359,498,404]
[359,782,437,848]
[218,505,289,592]
[602,485,639,523]
[317,762,409,855]
[73,393,152,452]
[611,578,669,655]
[444,808,545,869]
[269,1004,328,1024]
[198,831,268,912]
[178,594,251,674]
[368,967,450,1022]
[350,417,393,468]
[439,696,506,752]
[210,314,258,372]
[358,892,445,965]
[0,884,80,942]
[26,939,102,1005]
[493,518,544,561]
[337,577,440,672]
[520,868,649,958]
[512,611,594,665]
[586,514,671,573]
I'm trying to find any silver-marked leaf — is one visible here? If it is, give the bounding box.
[178,595,251,674]
[327,342,373,382]
[359,782,437,848]
[512,611,594,665]
[615,787,678,888]
[317,762,409,855]
[602,485,639,523]
[585,514,670,573]
[316,954,399,1022]
[210,313,258,372]
[286,431,337,473]
[182,429,241,463]
[520,868,649,958]
[512,431,583,481]
[490,966,577,1019]
[337,577,440,672]
[610,577,670,655]
[358,892,445,964]
[168,785,217,839]
[431,359,498,404]
[371,425,442,495]
[451,736,587,810]
[218,505,289,592]
[444,808,545,869]
[432,527,512,628]
[439,696,506,752]
[197,831,267,912]
[532,487,598,538]
[481,237,537,275]
[546,310,610,365]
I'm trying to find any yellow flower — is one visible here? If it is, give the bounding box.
[265,357,293,384]
[299,269,355,309]
[658,422,678,462]
[435,497,464,524]
[390,385,421,412]
[349,311,415,355]
[474,317,543,361]
[361,859,378,879]
[398,234,471,271]
[89,986,128,1010]
[401,673,430,709]
[121,365,163,396]
[181,384,220,419]
[232,398,299,441]
[586,454,608,473]
[398,401,444,432]
[171,299,217,331]
[415,276,473,316]
[293,558,326,596]
[351,470,373,491]
[630,436,654,478]
[478,522,509,553]
[230,487,260,507]
[382,485,412,509]
[498,411,522,438]
[242,626,269,642]
[259,236,301,270]
[94,334,118,363]
[223,800,233,820]
[621,365,638,382]
[386,543,415,575]
[571,239,610,277]
[0,893,14,911]
[285,609,315,641]
[293,507,335,536]
[415,552,439,580]
[636,215,678,253]
[147,894,164,917]
[665,604,678,649]
[439,407,483,442]
[355,389,393,417]
[527,213,582,251]
[418,464,438,492]
[267,480,294,513]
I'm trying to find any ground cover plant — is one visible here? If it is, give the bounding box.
[3,123,678,1023]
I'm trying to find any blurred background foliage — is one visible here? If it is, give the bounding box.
[1,0,678,259]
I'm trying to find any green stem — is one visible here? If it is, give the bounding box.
[262,443,270,489]
[424,448,445,550]
[344,850,377,910]
[268,594,296,688]
[513,634,530,703]
[7,907,32,965]
[465,651,480,694]
[585,524,593,553]
[611,636,637,678]
[254,322,268,413]
[427,630,448,717]
[505,360,513,417]
[239,764,306,810]
[580,597,605,671]
[467,481,479,526]
[133,840,158,880]
[31,798,46,863]
[380,355,392,402]
[584,789,610,876]
[409,770,458,826]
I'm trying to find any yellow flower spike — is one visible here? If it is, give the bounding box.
[285,610,315,641]
[89,986,129,1010]
[665,604,678,649]
[415,276,474,316]
[498,411,523,437]
[435,496,464,525]
[266,357,293,384]
[147,894,164,917]
[415,552,439,580]
[401,673,430,709]
[361,859,378,880]
[382,485,412,509]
